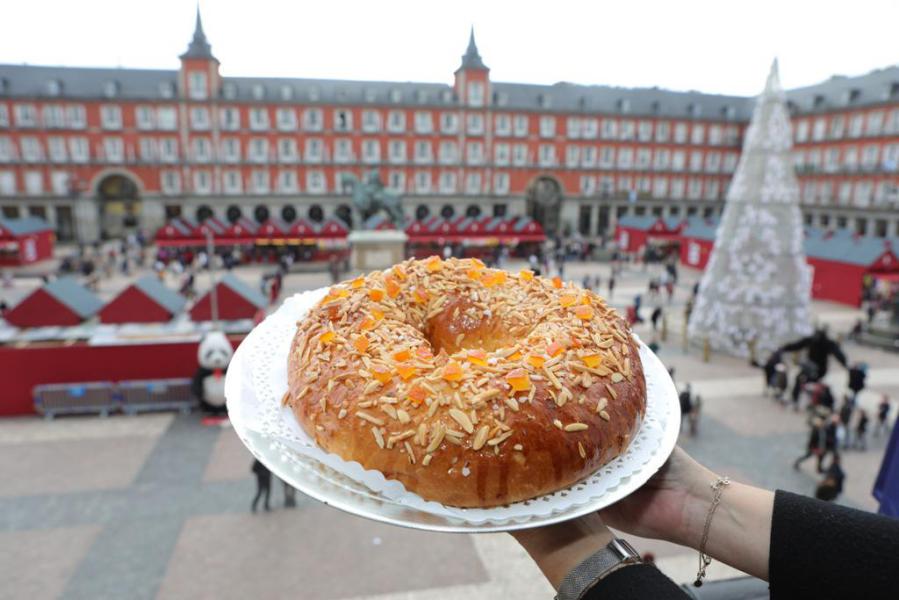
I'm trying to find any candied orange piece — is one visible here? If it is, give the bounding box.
[527,354,545,368]
[319,331,336,344]
[393,349,412,362]
[412,287,429,303]
[574,305,594,320]
[368,288,385,302]
[466,268,482,280]
[408,384,428,406]
[371,364,392,384]
[559,294,577,307]
[581,295,592,305]
[582,354,602,368]
[371,307,385,321]
[481,270,507,287]
[415,346,434,360]
[467,349,488,366]
[546,341,565,357]
[470,258,486,269]
[508,351,522,361]
[519,269,534,281]
[353,335,370,353]
[505,368,531,392]
[552,276,563,289]
[442,361,463,382]
[385,276,401,298]
[396,363,417,380]
[359,317,376,331]
[392,265,407,281]
[425,256,443,272]
[350,276,365,289]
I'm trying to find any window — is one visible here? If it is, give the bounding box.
[223,170,243,195]
[303,108,323,131]
[46,137,67,163]
[104,137,124,162]
[138,138,156,162]
[100,105,122,129]
[567,117,581,139]
[415,171,432,193]
[599,147,615,168]
[251,170,270,194]
[466,141,484,165]
[539,116,556,138]
[690,124,705,145]
[888,109,899,134]
[249,138,269,163]
[565,145,579,168]
[135,106,155,130]
[334,138,353,163]
[844,146,858,169]
[582,118,598,139]
[638,121,652,142]
[439,140,458,164]
[465,172,482,195]
[278,138,298,163]
[0,105,8,128]
[278,170,298,194]
[334,110,353,132]
[687,178,703,199]
[193,170,212,195]
[723,153,738,172]
[865,112,883,137]
[52,172,72,197]
[601,119,617,140]
[387,110,406,133]
[513,144,528,166]
[157,138,178,162]
[190,107,210,130]
[20,137,43,162]
[794,120,810,142]
[848,114,864,138]
[161,170,181,194]
[466,113,484,135]
[276,108,297,131]
[414,111,433,134]
[24,171,43,195]
[493,172,510,195]
[467,82,484,107]
[14,104,37,127]
[440,112,459,134]
[439,171,457,194]
[414,141,433,164]
[387,171,405,192]
[689,151,704,172]
[580,175,596,195]
[305,138,323,163]
[220,138,240,163]
[43,105,65,129]
[0,171,15,195]
[673,122,688,144]
[829,116,844,139]
[494,143,510,166]
[307,170,326,193]
[362,139,380,164]
[494,114,511,136]
[157,107,177,130]
[652,177,668,198]
[513,115,529,137]
[670,178,685,198]
[620,121,635,140]
[706,152,721,172]
[617,147,633,169]
[69,137,89,163]
[671,150,686,171]
[653,148,670,170]
[655,122,670,143]
[362,110,381,133]
[707,180,720,200]
[812,118,827,141]
[188,72,207,99]
[581,146,596,168]
[538,144,557,167]
[388,140,406,163]
[636,148,651,169]
[250,108,270,131]
[862,144,879,168]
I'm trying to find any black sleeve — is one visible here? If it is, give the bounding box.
[582,564,689,600]
[770,490,899,599]
[829,340,849,369]
[780,337,811,353]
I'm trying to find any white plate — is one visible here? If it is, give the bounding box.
[226,288,680,533]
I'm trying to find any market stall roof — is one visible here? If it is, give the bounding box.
[189,273,267,321]
[0,216,53,238]
[804,236,897,268]
[616,215,685,235]
[256,218,289,240]
[615,215,659,231]
[155,219,196,242]
[4,277,103,327]
[681,217,719,241]
[220,217,258,243]
[317,218,349,239]
[99,276,186,324]
[287,218,318,238]
[363,215,397,230]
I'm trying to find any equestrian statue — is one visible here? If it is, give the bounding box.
[340,171,405,229]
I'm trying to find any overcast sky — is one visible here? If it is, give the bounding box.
[3,0,898,96]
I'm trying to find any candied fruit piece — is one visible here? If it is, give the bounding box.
[505,368,531,392]
[396,363,417,380]
[559,294,577,308]
[368,288,385,302]
[467,349,488,366]
[582,354,602,368]
[350,276,365,289]
[392,265,407,280]
[319,331,336,344]
[408,384,428,406]
[393,349,412,362]
[546,341,565,357]
[519,269,534,281]
[412,287,429,303]
[552,276,563,289]
[442,361,463,382]
[416,346,434,360]
[371,307,385,321]
[385,276,401,298]
[526,354,545,368]
[371,364,392,383]
[508,351,523,361]
[353,336,370,353]
[359,317,376,331]
[466,268,482,280]
[425,256,443,272]
[574,305,594,320]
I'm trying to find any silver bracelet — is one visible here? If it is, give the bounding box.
[694,476,731,587]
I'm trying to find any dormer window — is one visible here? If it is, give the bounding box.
[813,95,826,109]
[160,81,176,99]
[390,88,402,103]
[308,86,320,102]
[46,80,62,96]
[687,103,700,118]
[890,83,899,99]
[103,81,119,98]
[252,84,265,100]
[441,90,453,104]
[364,88,377,103]
[651,101,661,114]
[536,93,549,109]
[222,82,237,100]
[280,85,293,101]
[416,89,428,104]
[617,99,630,113]
[722,105,736,120]
[847,89,861,104]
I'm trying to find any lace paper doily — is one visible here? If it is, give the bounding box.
[226,288,679,527]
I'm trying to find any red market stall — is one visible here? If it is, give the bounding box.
[679,218,718,270]
[155,219,200,247]
[220,217,258,245]
[189,273,268,321]
[98,276,187,324]
[4,277,103,327]
[0,217,55,266]
[805,236,899,306]
[317,218,350,239]
[614,216,685,254]
[255,218,289,244]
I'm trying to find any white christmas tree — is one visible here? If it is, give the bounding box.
[688,60,813,357]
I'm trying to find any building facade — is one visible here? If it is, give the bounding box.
[0,12,897,242]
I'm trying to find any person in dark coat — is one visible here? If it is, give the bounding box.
[816,454,845,501]
[251,459,272,512]
[794,417,825,472]
[821,415,840,471]
[854,409,869,451]
[650,306,663,331]
[678,384,693,431]
[875,394,891,437]
[839,399,855,449]
[847,363,867,405]
[781,327,848,401]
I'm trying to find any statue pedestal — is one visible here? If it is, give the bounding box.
[349,230,408,271]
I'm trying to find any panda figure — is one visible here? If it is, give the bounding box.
[192,331,233,416]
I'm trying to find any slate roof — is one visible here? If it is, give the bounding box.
[458,28,488,71]
[682,217,719,240]
[616,216,658,230]
[132,276,186,315]
[0,216,52,236]
[787,66,899,113]
[180,9,216,61]
[42,277,103,319]
[218,273,266,308]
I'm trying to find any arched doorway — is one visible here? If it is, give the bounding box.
[96,174,140,239]
[526,176,563,236]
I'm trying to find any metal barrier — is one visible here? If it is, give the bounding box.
[118,378,196,415]
[34,381,117,419]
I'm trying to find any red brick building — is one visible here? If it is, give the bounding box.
[0,11,897,242]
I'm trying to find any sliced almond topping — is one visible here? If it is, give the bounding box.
[426,423,446,453]
[473,425,490,450]
[600,410,611,421]
[372,427,385,449]
[356,411,384,426]
[449,408,474,434]
[396,408,411,424]
[578,441,586,459]
[553,419,564,430]
[564,422,589,432]
[596,397,609,413]
[610,372,624,383]
[487,430,513,446]
[404,441,416,464]
[337,408,348,419]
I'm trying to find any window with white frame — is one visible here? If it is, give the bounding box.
[305,138,323,163]
[277,170,298,194]
[157,107,177,130]
[440,112,459,134]
[829,116,845,139]
[690,124,705,145]
[251,169,270,194]
[387,110,406,133]
[619,120,635,140]
[494,114,511,136]
[493,172,510,195]
[580,175,596,195]
[276,108,297,131]
[43,105,64,128]
[69,137,89,163]
[706,152,721,172]
[888,109,899,134]
[303,108,323,131]
[637,121,652,142]
[47,137,67,162]
[539,116,556,138]
[807,148,822,169]
[599,146,614,168]
[362,110,381,132]
[688,178,703,199]
[652,177,668,198]
[135,106,155,130]
[598,176,613,196]
[494,143,510,166]
[51,171,69,195]
[707,180,720,200]
[565,145,579,167]
[307,170,326,193]
[883,143,899,170]
[671,150,686,171]
[838,181,852,203]
[708,125,722,145]
[161,170,181,194]
[193,170,212,195]
[0,105,8,128]
[14,104,37,127]
[617,176,632,193]
[362,139,380,164]
[812,118,827,141]
[581,146,596,168]
[862,144,879,168]
[579,118,597,139]
[223,170,242,194]
[466,141,484,165]
[439,171,457,194]
[188,71,207,100]
[617,147,633,169]
[190,107,210,130]
[278,138,298,163]
[467,82,484,107]
[566,117,581,139]
[848,114,864,138]
[388,140,406,163]
[867,112,884,136]
[636,148,651,169]
[250,108,270,131]
[538,144,557,167]
[600,119,617,140]
[794,120,810,142]
[18,137,41,162]
[414,170,432,193]
[655,122,670,143]
[334,138,353,163]
[219,107,240,130]
[414,111,433,134]
[138,138,156,163]
[100,105,122,129]
[334,109,353,132]
[689,151,704,172]
[249,138,269,163]
[673,122,688,143]
[103,137,123,162]
[670,178,685,198]
[465,172,481,195]
[218,138,238,163]
[653,148,670,170]
[513,115,529,137]
[439,140,458,164]
[466,113,485,135]
[414,141,433,164]
[24,171,43,195]
[723,153,738,172]
[513,144,528,166]
[387,170,405,192]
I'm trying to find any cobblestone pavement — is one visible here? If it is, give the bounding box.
[1,257,896,599]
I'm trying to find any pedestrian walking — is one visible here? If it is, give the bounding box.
[821,415,840,471]
[608,274,615,299]
[876,394,891,437]
[794,417,825,472]
[854,409,869,451]
[815,454,845,502]
[582,274,592,291]
[839,399,854,450]
[251,459,272,512]
[650,306,663,331]
[847,363,867,405]
[689,394,702,437]
[282,479,297,508]
[679,384,693,432]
